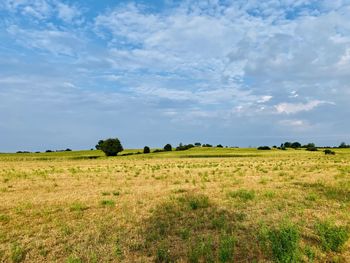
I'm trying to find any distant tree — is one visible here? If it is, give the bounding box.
[216,144,223,148]
[339,142,349,148]
[65,148,72,152]
[291,142,301,149]
[258,146,271,150]
[282,142,292,148]
[46,150,53,153]
[194,142,201,147]
[304,143,315,148]
[176,144,194,151]
[143,146,150,154]
[97,138,123,156]
[305,143,317,151]
[164,144,172,151]
[202,144,213,147]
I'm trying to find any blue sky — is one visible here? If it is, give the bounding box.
[1,0,350,151]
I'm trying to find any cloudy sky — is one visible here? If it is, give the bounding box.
[1,0,350,151]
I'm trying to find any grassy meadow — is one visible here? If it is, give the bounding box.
[0,147,349,262]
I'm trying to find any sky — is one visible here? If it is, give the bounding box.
[0,0,350,151]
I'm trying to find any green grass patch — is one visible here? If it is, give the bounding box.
[100,200,115,207]
[259,222,300,263]
[228,189,255,201]
[315,220,349,252]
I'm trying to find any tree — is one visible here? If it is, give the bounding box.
[216,144,223,148]
[95,140,104,150]
[339,142,349,148]
[258,146,271,150]
[291,142,301,149]
[282,142,292,148]
[164,144,172,151]
[143,146,150,154]
[96,138,123,156]
[194,142,201,147]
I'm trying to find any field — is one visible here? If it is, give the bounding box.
[0,147,349,262]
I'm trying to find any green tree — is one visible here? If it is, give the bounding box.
[96,138,123,156]
[143,146,150,154]
[164,144,172,151]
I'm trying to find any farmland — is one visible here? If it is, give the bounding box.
[0,147,349,262]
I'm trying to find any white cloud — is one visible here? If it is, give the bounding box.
[6,25,84,56]
[275,100,332,114]
[55,1,81,23]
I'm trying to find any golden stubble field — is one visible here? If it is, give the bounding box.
[0,148,349,262]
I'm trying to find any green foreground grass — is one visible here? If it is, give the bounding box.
[0,147,349,262]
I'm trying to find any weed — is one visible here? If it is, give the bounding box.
[259,222,300,263]
[66,255,82,263]
[10,243,26,263]
[69,203,88,212]
[178,194,209,210]
[0,214,10,223]
[304,245,316,262]
[219,235,235,262]
[156,244,171,263]
[100,200,115,207]
[228,189,255,201]
[315,220,349,252]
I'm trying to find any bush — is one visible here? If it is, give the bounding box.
[258,146,271,150]
[202,144,212,147]
[143,146,151,154]
[315,221,349,252]
[96,138,123,156]
[324,149,335,155]
[163,144,172,152]
[306,146,318,152]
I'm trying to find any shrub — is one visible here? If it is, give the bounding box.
[143,146,151,154]
[315,221,349,252]
[216,144,224,148]
[163,144,172,152]
[260,222,300,263]
[306,147,318,152]
[153,149,164,153]
[96,138,123,156]
[202,144,212,147]
[324,149,335,155]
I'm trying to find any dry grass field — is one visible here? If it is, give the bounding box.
[0,148,349,262]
